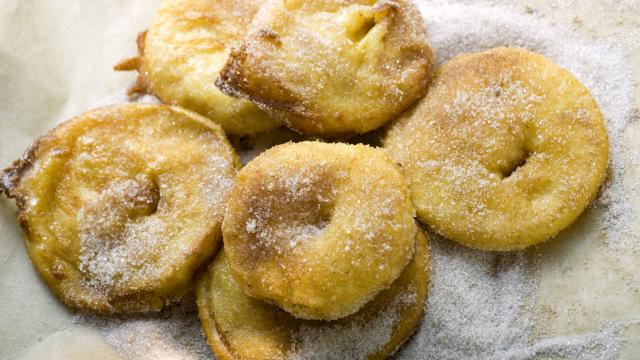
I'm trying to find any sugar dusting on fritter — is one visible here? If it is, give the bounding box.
[77,152,234,296]
[241,161,339,257]
[75,1,637,359]
[65,103,236,305]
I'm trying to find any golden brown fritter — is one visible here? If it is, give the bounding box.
[117,0,281,135]
[222,141,416,320]
[217,0,434,138]
[384,47,610,251]
[1,104,240,314]
[196,229,430,360]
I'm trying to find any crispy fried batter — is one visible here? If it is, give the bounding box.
[196,229,430,360]
[217,0,434,138]
[120,0,280,135]
[384,47,610,250]
[222,141,416,320]
[114,31,152,97]
[1,104,240,314]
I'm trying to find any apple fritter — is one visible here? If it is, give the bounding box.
[222,141,416,321]
[217,0,434,138]
[384,47,610,250]
[196,229,430,360]
[117,0,281,135]
[1,104,240,314]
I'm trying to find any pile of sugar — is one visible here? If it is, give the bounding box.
[76,1,637,359]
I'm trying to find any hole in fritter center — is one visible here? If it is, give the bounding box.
[500,149,531,178]
[147,177,161,216]
[127,175,160,218]
[276,186,335,248]
[347,10,378,43]
[248,168,337,253]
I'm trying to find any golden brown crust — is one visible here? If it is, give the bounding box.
[114,31,152,97]
[2,104,240,314]
[2,140,39,201]
[217,0,434,138]
[216,46,312,127]
[196,228,430,360]
[1,136,50,235]
[222,141,416,320]
[384,47,610,251]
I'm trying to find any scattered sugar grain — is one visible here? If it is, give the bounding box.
[289,286,418,360]
[76,301,212,360]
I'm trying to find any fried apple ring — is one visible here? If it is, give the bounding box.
[384,47,610,251]
[196,228,430,360]
[222,141,416,320]
[217,0,434,138]
[0,104,240,314]
[137,0,280,135]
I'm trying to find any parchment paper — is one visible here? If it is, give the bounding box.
[1,0,639,359]
[0,1,160,359]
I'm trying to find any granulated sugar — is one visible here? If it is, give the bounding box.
[78,300,213,360]
[76,1,637,359]
[398,1,635,359]
[396,234,621,360]
[289,287,418,360]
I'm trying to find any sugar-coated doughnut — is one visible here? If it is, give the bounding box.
[1,104,240,313]
[217,0,434,138]
[384,47,610,251]
[222,141,416,320]
[118,0,280,135]
[196,229,430,360]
